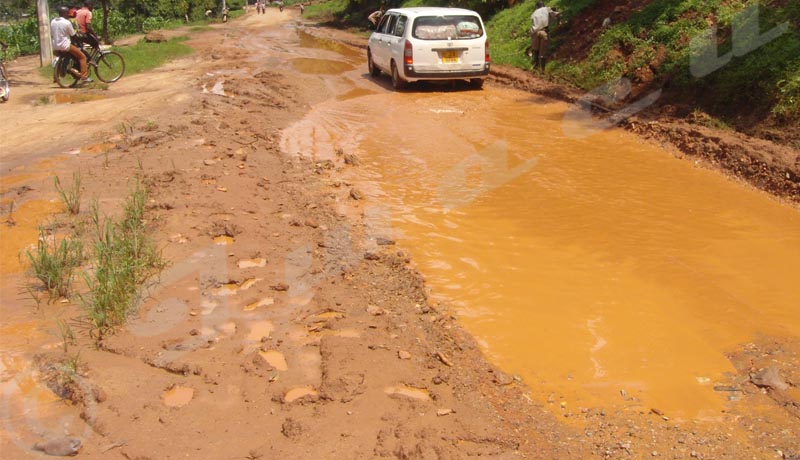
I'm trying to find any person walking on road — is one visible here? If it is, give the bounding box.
[51,6,89,82]
[529,1,560,72]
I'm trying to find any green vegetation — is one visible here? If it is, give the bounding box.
[304,0,348,21]
[81,183,164,339]
[26,226,84,300]
[0,0,246,59]
[24,172,165,340]
[485,0,799,122]
[116,36,193,76]
[55,172,82,215]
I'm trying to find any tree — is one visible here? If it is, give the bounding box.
[99,0,110,43]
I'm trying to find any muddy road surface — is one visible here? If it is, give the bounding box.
[2,10,799,460]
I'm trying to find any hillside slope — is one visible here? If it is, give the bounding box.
[486,0,800,148]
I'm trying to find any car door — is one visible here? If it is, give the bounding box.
[386,14,408,69]
[372,13,397,70]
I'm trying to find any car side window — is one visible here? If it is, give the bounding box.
[376,14,391,34]
[393,15,407,37]
[381,14,397,35]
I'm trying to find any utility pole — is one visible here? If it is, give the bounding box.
[37,0,52,67]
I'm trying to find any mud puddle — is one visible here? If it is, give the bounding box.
[282,84,800,419]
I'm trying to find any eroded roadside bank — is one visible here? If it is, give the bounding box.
[1,11,798,460]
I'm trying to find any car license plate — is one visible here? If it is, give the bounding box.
[441,50,459,63]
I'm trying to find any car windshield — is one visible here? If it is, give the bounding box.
[411,15,483,40]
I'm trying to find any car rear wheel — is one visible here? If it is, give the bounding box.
[391,61,406,90]
[367,50,380,77]
[469,78,484,90]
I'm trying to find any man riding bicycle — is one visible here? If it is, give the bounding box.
[50,5,89,82]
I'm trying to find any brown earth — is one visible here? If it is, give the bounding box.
[1,11,799,460]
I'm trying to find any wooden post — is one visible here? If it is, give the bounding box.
[37,0,52,67]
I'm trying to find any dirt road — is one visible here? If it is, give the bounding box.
[1,11,798,460]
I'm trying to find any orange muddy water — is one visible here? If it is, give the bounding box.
[282,77,800,419]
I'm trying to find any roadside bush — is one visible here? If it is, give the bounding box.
[0,16,38,59]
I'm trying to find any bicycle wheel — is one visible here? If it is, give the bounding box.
[0,62,9,102]
[95,51,125,83]
[54,56,80,88]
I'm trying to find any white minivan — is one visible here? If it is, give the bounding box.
[367,7,490,90]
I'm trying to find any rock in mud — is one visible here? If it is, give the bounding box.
[33,437,82,456]
[144,31,168,42]
[343,153,360,166]
[398,350,411,360]
[492,371,513,386]
[349,188,364,200]
[366,305,385,316]
[435,351,454,367]
[270,283,289,291]
[750,366,789,391]
[281,417,304,438]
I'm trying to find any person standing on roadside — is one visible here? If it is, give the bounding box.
[75,0,100,49]
[51,6,89,82]
[529,1,560,72]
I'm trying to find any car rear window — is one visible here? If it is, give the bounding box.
[412,15,483,40]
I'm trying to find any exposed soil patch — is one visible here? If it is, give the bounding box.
[552,0,656,62]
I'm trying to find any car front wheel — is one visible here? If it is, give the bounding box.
[368,50,380,77]
[391,61,406,90]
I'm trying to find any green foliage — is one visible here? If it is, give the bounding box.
[485,0,800,123]
[486,0,598,68]
[27,226,84,300]
[0,16,38,59]
[304,0,348,21]
[81,184,165,339]
[0,0,245,57]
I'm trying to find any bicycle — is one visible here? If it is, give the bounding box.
[53,42,125,89]
[0,41,9,102]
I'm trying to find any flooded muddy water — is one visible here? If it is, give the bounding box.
[282,65,800,418]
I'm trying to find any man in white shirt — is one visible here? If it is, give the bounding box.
[530,1,560,71]
[51,6,88,80]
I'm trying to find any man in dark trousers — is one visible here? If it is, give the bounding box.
[530,1,560,71]
[75,0,100,49]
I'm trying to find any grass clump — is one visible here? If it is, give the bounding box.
[304,0,348,22]
[81,183,164,339]
[55,172,82,215]
[117,36,193,77]
[26,226,84,300]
